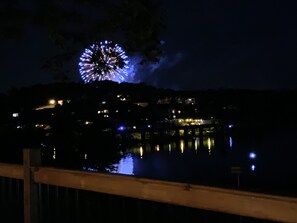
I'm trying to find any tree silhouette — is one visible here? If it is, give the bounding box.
[0,0,165,80]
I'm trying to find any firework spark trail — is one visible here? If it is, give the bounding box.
[79,40,130,83]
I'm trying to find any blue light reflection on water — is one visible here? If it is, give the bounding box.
[229,136,233,148]
[110,154,134,175]
[111,136,240,187]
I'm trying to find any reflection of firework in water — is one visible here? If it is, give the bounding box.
[79,40,129,83]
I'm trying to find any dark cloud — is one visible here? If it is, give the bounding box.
[135,0,297,90]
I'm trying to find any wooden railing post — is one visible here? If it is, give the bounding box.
[23,148,41,223]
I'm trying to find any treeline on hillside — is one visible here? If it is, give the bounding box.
[1,81,296,130]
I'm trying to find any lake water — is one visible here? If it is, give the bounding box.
[1,125,297,197]
[59,127,297,197]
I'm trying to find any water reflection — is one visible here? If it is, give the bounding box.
[206,137,213,155]
[127,137,216,157]
[3,120,297,196]
[229,136,233,148]
[100,137,218,178]
[139,146,143,158]
[109,154,134,175]
[39,135,254,188]
[26,130,296,196]
[53,147,56,160]
[248,152,257,173]
[180,140,184,153]
[194,137,199,152]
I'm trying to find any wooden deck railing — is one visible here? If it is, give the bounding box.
[1,148,297,223]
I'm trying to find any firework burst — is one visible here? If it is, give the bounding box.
[79,40,129,83]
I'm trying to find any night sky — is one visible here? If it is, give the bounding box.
[1,0,297,93]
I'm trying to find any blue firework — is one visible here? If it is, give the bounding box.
[79,40,129,83]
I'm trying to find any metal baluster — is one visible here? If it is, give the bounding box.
[75,189,80,223]
[121,196,127,223]
[108,195,113,222]
[8,177,13,218]
[150,201,155,222]
[46,184,50,222]
[64,187,69,222]
[166,203,173,223]
[0,177,5,217]
[38,184,43,223]
[137,199,143,223]
[203,209,208,223]
[16,179,22,222]
[54,186,60,222]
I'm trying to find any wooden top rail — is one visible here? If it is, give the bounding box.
[1,162,297,222]
[0,162,23,179]
[34,167,297,223]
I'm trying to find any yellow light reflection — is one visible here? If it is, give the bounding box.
[53,147,56,160]
[139,146,143,158]
[195,137,199,151]
[168,143,171,154]
[180,140,184,153]
[206,137,215,155]
[155,145,160,152]
[208,138,211,155]
[187,140,192,148]
[84,153,88,160]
